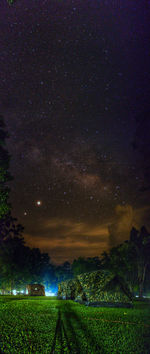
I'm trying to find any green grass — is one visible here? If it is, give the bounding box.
[0,296,149,353]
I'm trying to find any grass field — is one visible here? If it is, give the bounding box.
[0,296,149,353]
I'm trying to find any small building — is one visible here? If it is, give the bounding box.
[27,284,45,296]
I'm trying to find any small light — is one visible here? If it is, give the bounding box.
[36,200,42,206]
[45,290,56,296]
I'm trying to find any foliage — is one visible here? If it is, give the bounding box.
[7,0,16,4]
[55,261,73,283]
[129,226,150,298]
[101,226,150,299]
[0,218,56,293]
[132,110,150,191]
[0,116,56,293]
[101,242,137,296]
[144,263,150,296]
[0,214,24,242]
[0,116,12,218]
[72,256,101,277]
[0,233,25,293]
[58,270,132,304]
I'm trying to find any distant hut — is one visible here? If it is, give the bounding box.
[27,284,45,296]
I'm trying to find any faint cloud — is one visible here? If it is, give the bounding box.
[108,204,150,248]
[24,218,109,264]
[24,205,150,264]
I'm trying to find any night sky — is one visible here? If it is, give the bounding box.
[0,0,150,264]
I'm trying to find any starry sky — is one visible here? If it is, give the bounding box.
[0,0,150,264]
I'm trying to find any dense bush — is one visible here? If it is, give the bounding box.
[58,270,132,305]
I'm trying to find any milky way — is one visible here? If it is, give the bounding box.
[0,0,150,263]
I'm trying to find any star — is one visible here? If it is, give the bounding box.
[36,201,42,206]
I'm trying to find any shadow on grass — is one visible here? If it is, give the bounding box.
[51,302,103,353]
[50,309,73,353]
[64,304,103,353]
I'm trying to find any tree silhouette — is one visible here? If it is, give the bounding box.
[130,226,150,298]
[0,115,13,219]
[101,243,137,297]
[132,110,150,192]
[7,0,16,4]
[101,226,150,298]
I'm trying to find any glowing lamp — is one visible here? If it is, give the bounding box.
[45,290,56,296]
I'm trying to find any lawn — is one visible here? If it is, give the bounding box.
[0,296,149,353]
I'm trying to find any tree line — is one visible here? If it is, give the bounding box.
[68,226,150,299]
[0,115,100,294]
[0,116,56,293]
[0,114,150,297]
